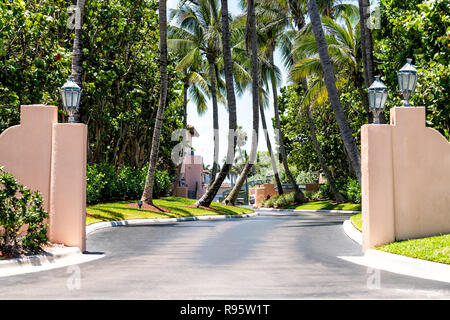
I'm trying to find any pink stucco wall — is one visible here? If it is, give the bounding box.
[181,155,205,198]
[362,107,450,252]
[0,105,87,250]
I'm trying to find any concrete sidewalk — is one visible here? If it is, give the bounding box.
[341,218,450,284]
[0,247,103,278]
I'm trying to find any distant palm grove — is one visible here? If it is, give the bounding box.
[0,0,448,206]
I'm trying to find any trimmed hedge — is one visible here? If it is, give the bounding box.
[86,163,171,204]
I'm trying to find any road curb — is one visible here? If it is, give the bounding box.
[86,211,259,236]
[257,207,360,215]
[0,246,81,270]
[340,219,450,283]
[343,219,362,245]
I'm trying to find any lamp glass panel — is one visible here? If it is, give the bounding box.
[369,91,375,109]
[71,89,75,108]
[76,90,81,107]
[375,92,382,108]
[380,92,387,109]
[65,90,70,108]
[408,74,415,91]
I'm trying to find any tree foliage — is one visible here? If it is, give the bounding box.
[0,0,184,173]
[374,0,450,139]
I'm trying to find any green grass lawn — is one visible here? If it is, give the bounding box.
[350,213,449,264]
[378,234,450,264]
[350,213,362,231]
[86,196,254,225]
[285,200,361,211]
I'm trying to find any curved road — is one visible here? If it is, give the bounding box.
[0,211,449,299]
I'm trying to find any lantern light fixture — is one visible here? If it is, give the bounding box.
[397,58,417,107]
[368,76,389,124]
[60,76,82,123]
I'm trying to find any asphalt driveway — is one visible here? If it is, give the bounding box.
[0,211,448,299]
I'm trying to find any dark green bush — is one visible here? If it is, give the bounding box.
[274,192,297,208]
[343,178,361,204]
[318,181,334,200]
[318,178,361,204]
[262,194,280,208]
[0,167,48,254]
[86,163,171,204]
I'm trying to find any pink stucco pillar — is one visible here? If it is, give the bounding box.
[361,124,395,252]
[0,105,57,212]
[0,105,87,251]
[49,124,87,251]
[362,107,450,252]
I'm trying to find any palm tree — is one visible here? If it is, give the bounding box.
[195,0,237,207]
[357,0,383,123]
[169,0,223,183]
[71,0,86,122]
[306,0,361,183]
[223,0,260,205]
[291,12,370,122]
[166,39,211,195]
[141,0,169,204]
[255,0,308,203]
[305,101,346,202]
[220,5,284,204]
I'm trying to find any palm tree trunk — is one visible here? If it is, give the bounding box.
[260,102,284,194]
[305,104,345,202]
[171,76,189,196]
[267,50,284,195]
[207,55,220,184]
[71,0,85,122]
[141,0,168,204]
[307,0,362,184]
[272,63,307,203]
[224,0,259,206]
[195,0,237,207]
[357,0,385,124]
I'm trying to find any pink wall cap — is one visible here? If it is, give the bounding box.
[20,105,58,126]
[390,106,425,127]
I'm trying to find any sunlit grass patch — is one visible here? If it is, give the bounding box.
[86,196,254,225]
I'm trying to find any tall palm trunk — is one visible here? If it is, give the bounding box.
[141,0,168,204]
[224,0,259,206]
[357,0,384,123]
[207,55,220,184]
[267,50,284,195]
[195,0,237,207]
[71,0,85,122]
[305,104,345,202]
[307,0,362,183]
[272,61,307,203]
[170,76,189,196]
[260,102,284,194]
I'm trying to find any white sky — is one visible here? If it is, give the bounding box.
[167,0,288,167]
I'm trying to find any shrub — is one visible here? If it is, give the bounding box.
[296,171,319,184]
[319,181,334,200]
[318,178,361,204]
[0,167,48,254]
[304,190,323,201]
[152,168,171,199]
[274,192,297,208]
[86,162,171,204]
[86,164,107,204]
[343,178,361,204]
[263,194,280,208]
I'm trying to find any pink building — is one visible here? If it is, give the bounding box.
[174,125,210,199]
